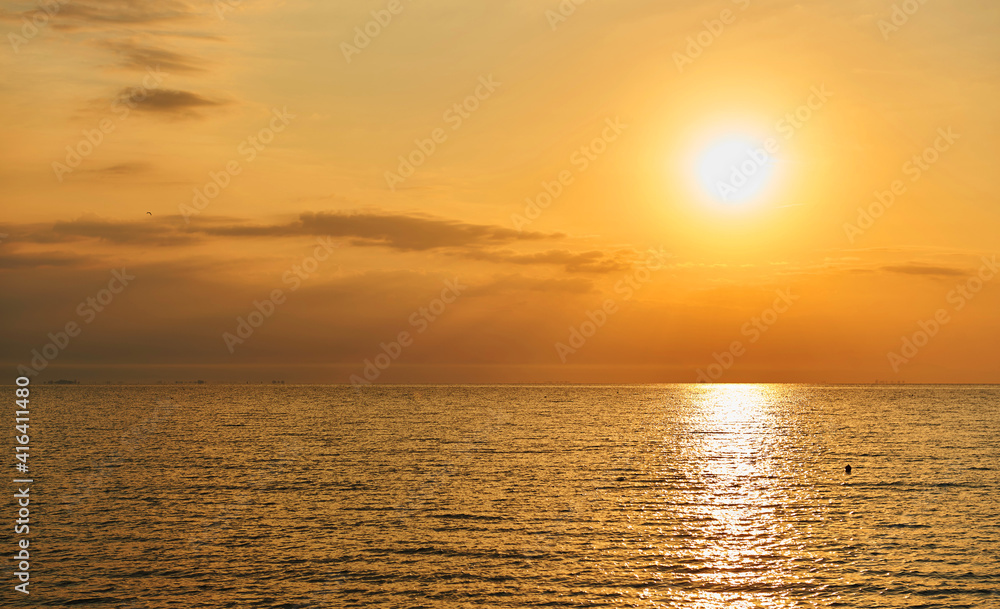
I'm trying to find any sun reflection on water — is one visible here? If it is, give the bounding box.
[665,384,810,608]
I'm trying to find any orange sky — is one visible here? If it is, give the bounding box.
[2,0,999,383]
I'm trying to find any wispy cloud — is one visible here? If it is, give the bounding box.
[97,38,206,72]
[881,264,968,277]
[114,88,227,116]
[3,210,558,249]
[0,251,88,269]
[460,249,632,274]
[48,0,202,29]
[200,212,560,251]
[0,212,629,273]
[78,162,153,176]
[471,274,596,296]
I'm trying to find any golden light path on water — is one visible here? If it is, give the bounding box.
[644,384,839,607]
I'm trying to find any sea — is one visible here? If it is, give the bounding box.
[7,384,999,608]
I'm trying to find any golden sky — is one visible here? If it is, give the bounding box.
[2,0,999,383]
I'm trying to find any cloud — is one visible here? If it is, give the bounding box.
[460,249,632,273]
[881,264,968,277]
[115,88,227,116]
[44,0,202,29]
[0,251,88,269]
[46,216,198,246]
[201,211,560,251]
[6,211,560,251]
[0,212,633,274]
[79,162,153,176]
[881,263,968,277]
[97,39,205,72]
[471,274,595,296]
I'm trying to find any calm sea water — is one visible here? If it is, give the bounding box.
[7,384,999,608]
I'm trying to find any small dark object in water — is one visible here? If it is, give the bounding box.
[616,476,626,482]
[845,464,852,475]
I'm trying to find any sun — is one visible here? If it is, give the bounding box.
[693,134,782,206]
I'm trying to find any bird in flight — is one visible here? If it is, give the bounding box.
[147,211,152,215]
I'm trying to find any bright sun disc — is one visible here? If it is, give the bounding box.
[695,135,779,206]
